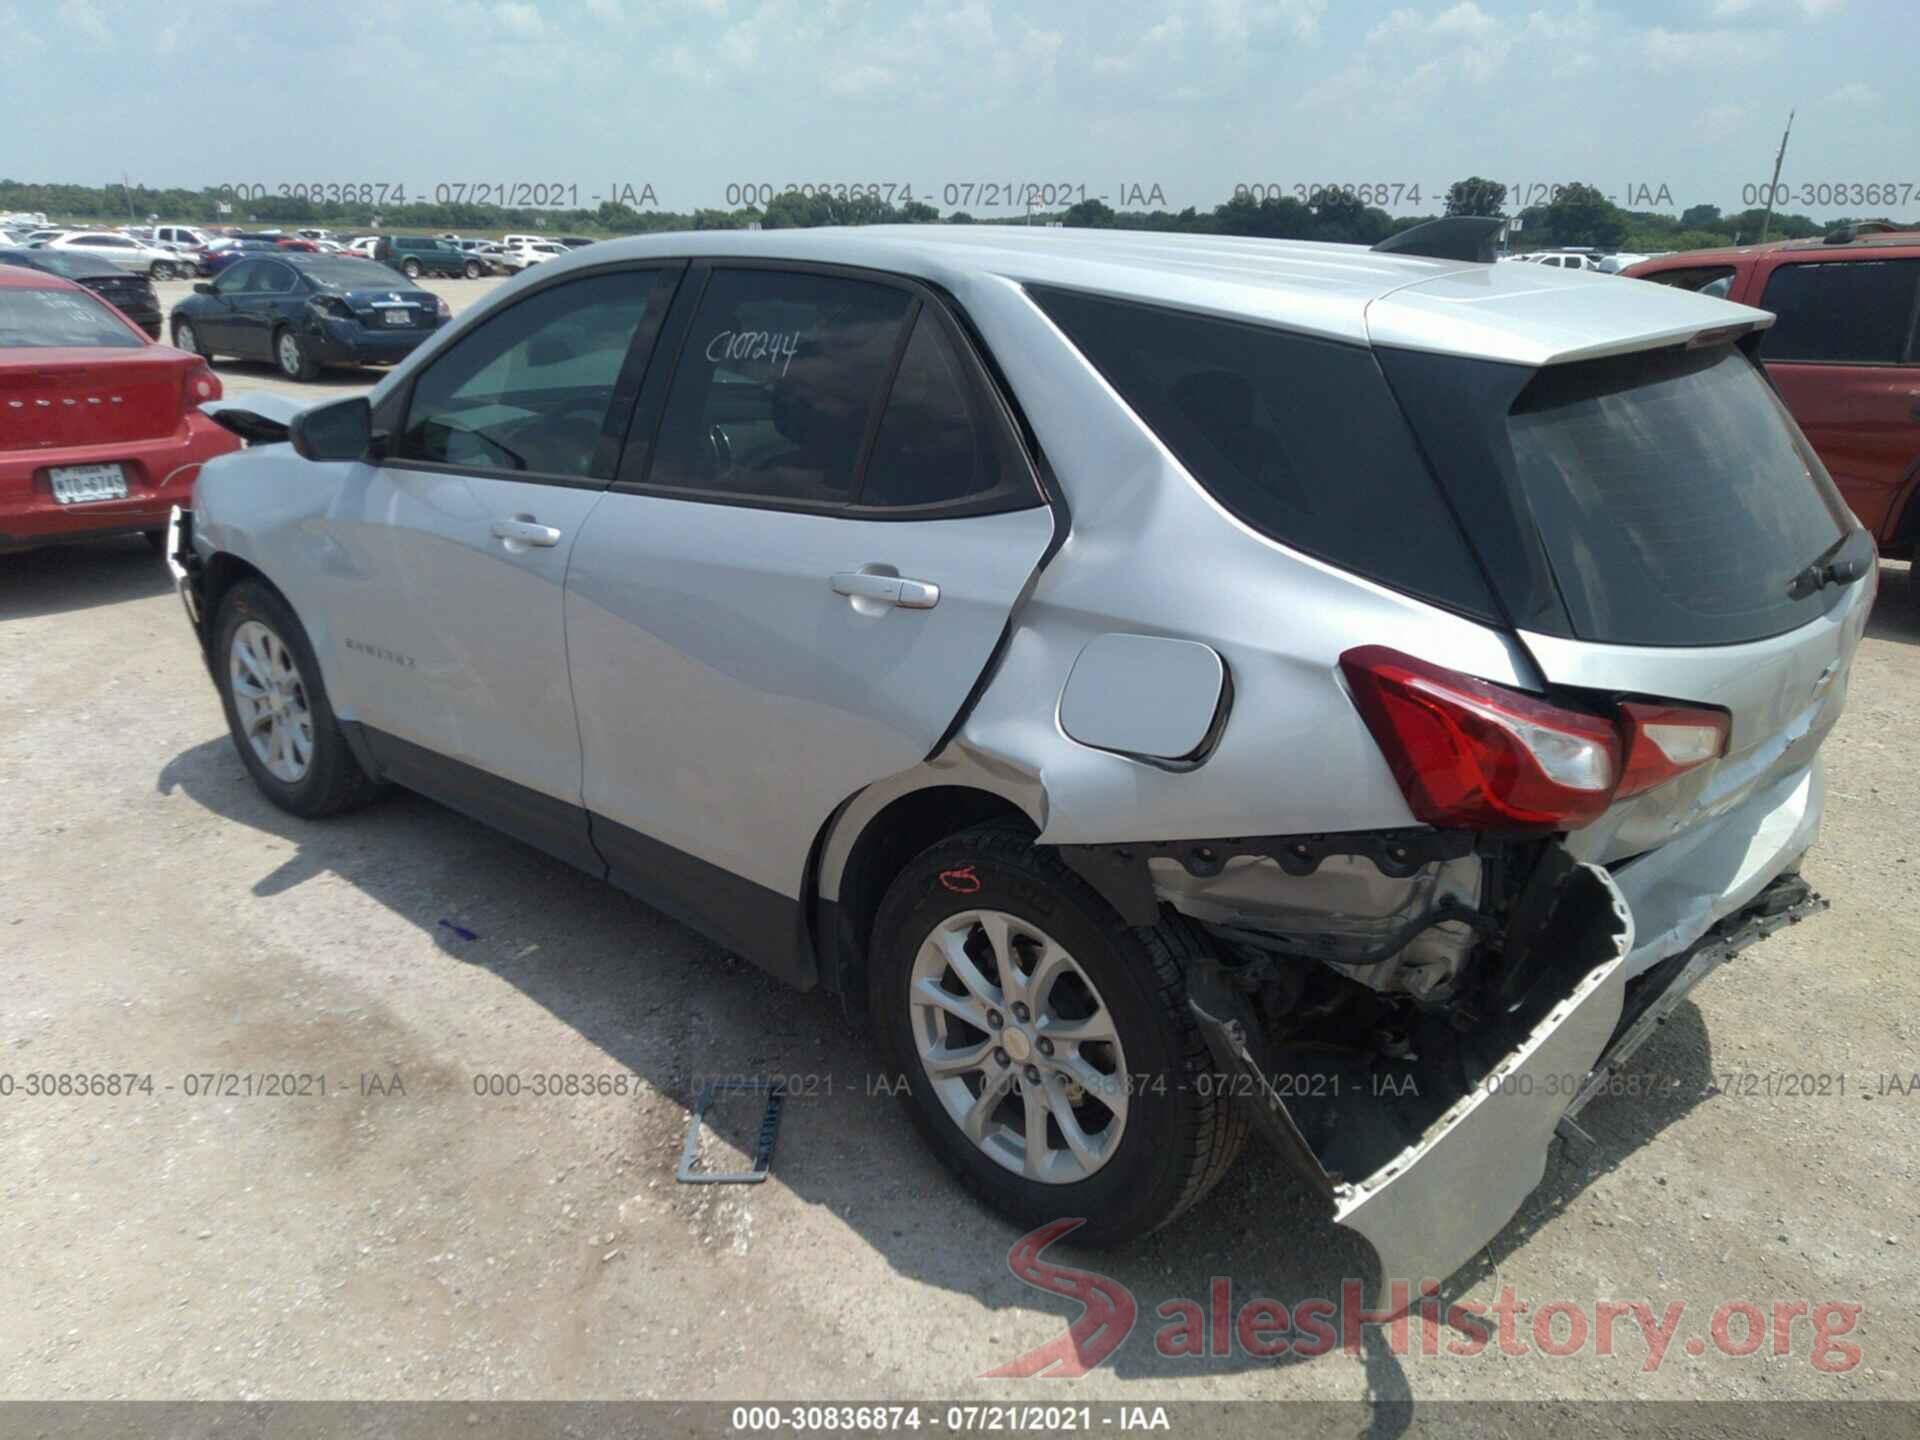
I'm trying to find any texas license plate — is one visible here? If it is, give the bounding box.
[49,463,128,504]
[382,309,412,326]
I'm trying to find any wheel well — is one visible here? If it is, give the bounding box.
[821,786,1036,1003]
[201,553,272,628]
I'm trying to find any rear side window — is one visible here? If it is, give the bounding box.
[0,287,141,348]
[858,310,1032,511]
[1758,259,1920,363]
[646,268,912,505]
[1028,285,1497,618]
[395,269,671,479]
[1507,345,1848,646]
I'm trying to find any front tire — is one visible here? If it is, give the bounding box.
[274,326,318,381]
[213,581,382,819]
[463,259,482,278]
[869,826,1247,1246]
[172,318,211,360]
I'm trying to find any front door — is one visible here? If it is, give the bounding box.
[564,265,1055,971]
[323,264,681,869]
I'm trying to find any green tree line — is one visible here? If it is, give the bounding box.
[3,176,1903,254]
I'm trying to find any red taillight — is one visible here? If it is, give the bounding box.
[185,363,221,405]
[1615,702,1729,798]
[1339,646,1622,833]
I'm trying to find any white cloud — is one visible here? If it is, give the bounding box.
[1644,25,1781,69]
[1710,0,1845,18]
[57,0,111,44]
[1822,80,1879,105]
[1701,103,1748,140]
[585,0,623,19]
[493,2,545,37]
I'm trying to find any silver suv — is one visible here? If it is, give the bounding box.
[169,223,1872,1285]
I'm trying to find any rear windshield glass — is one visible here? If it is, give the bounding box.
[0,287,140,348]
[1028,285,1496,619]
[1507,345,1848,646]
[303,259,408,289]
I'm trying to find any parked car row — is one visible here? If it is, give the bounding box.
[0,222,595,283]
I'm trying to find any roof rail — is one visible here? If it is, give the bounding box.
[1822,220,1907,244]
[1371,216,1506,263]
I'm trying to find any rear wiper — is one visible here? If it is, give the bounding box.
[1785,532,1870,600]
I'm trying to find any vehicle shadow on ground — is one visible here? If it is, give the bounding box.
[1865,561,1917,646]
[204,359,383,392]
[156,733,1715,1401]
[0,535,173,620]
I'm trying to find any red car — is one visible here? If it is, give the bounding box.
[1626,227,1920,605]
[1,264,240,552]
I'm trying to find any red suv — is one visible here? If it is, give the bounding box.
[1627,228,1920,609]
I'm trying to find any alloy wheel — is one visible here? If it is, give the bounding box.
[909,909,1129,1183]
[278,332,302,377]
[229,619,314,783]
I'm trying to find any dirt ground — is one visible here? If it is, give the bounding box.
[1,277,1917,1403]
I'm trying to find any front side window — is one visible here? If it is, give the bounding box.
[394,268,672,479]
[1759,259,1920,364]
[646,268,912,505]
[216,261,264,293]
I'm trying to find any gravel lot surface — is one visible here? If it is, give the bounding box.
[2,276,1917,1402]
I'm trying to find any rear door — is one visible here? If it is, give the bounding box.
[564,264,1054,957]
[317,264,681,869]
[1750,254,1920,544]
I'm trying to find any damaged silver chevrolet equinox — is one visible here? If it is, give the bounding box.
[170,219,1873,1284]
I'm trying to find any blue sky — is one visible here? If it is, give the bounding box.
[4,0,1912,217]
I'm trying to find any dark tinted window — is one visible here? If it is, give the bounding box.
[0,287,142,348]
[859,311,1032,510]
[1029,285,1496,617]
[1759,259,1920,363]
[1508,345,1848,646]
[396,269,671,479]
[301,258,407,289]
[647,269,912,505]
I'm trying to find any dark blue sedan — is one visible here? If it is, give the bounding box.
[169,253,450,379]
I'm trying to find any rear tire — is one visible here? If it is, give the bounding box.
[212,581,383,819]
[402,259,422,279]
[151,261,175,281]
[143,529,166,553]
[869,825,1248,1246]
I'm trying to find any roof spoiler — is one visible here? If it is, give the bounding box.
[1372,216,1507,263]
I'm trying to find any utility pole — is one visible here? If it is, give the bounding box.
[1757,110,1794,244]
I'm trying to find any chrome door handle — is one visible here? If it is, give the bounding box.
[491,517,562,548]
[831,571,940,609]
